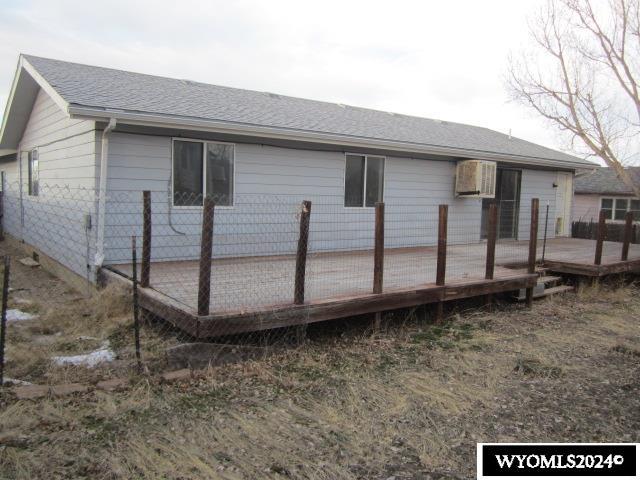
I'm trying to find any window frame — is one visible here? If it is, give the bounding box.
[600,196,640,221]
[171,138,236,209]
[343,153,386,209]
[28,148,39,196]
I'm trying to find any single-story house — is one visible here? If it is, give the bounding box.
[0,54,594,287]
[573,167,640,223]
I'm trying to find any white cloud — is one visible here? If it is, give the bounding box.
[0,0,580,157]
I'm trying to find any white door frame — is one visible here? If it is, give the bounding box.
[555,172,573,236]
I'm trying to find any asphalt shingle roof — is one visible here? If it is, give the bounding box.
[24,55,589,165]
[575,167,640,194]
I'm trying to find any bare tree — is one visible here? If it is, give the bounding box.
[509,0,640,196]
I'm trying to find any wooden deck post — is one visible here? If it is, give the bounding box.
[197,196,215,316]
[140,190,152,288]
[436,204,448,321]
[484,202,498,308]
[485,203,497,280]
[373,202,385,294]
[594,209,606,266]
[372,202,385,330]
[131,236,142,371]
[436,205,448,286]
[294,200,312,305]
[525,198,539,307]
[621,211,633,261]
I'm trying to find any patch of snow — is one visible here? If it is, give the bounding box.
[19,257,40,267]
[52,342,116,368]
[77,335,99,341]
[6,309,36,322]
[13,297,33,305]
[2,377,32,386]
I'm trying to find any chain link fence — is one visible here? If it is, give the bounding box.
[0,180,600,387]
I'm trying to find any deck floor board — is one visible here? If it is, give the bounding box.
[111,238,640,315]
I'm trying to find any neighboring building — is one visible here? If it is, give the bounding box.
[0,54,594,285]
[573,167,640,223]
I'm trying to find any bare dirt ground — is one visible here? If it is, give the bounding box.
[0,241,639,479]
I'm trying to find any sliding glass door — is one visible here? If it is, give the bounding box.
[481,168,521,240]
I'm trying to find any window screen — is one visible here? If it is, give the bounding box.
[365,156,384,207]
[173,140,204,206]
[614,198,629,220]
[601,198,613,220]
[28,149,39,196]
[206,143,234,206]
[344,155,365,207]
[344,154,385,207]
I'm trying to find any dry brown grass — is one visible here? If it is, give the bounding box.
[0,282,639,479]
[3,283,153,384]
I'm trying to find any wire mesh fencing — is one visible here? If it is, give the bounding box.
[3,180,626,386]
[2,181,97,292]
[106,193,542,318]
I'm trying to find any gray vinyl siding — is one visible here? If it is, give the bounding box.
[518,169,558,241]
[103,132,489,265]
[3,88,98,281]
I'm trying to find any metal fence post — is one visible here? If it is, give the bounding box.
[294,200,312,305]
[198,196,215,316]
[594,209,606,265]
[525,198,539,307]
[0,191,4,242]
[0,256,9,386]
[141,190,151,288]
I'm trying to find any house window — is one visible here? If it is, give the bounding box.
[344,154,385,207]
[172,139,234,207]
[615,199,628,220]
[632,200,640,220]
[601,197,640,221]
[28,149,38,196]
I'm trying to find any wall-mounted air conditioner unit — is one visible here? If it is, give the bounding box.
[455,160,497,198]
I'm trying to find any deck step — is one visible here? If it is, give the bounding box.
[538,275,561,286]
[515,282,574,301]
[533,285,574,299]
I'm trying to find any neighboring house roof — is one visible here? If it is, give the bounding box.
[574,167,640,195]
[1,54,596,169]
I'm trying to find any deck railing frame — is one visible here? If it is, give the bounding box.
[294,200,312,305]
[197,197,215,316]
[141,190,152,288]
[594,210,606,266]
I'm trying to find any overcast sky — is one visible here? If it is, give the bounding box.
[0,0,581,158]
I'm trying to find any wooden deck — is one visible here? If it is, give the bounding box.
[106,237,640,337]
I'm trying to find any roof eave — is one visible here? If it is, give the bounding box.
[69,106,595,170]
[575,191,635,196]
[0,56,70,150]
[0,58,24,149]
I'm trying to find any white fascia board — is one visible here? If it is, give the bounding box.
[0,59,23,147]
[68,106,595,170]
[21,57,70,114]
[0,56,71,149]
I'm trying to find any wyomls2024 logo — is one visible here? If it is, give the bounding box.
[477,443,639,479]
